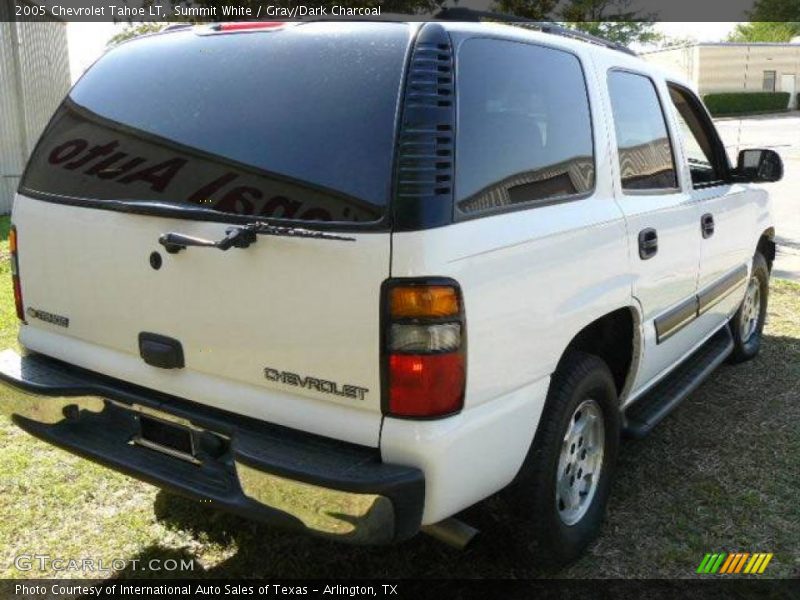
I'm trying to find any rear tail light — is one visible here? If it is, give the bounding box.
[9,225,24,322]
[382,280,465,418]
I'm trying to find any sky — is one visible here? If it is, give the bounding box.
[66,21,738,84]
[655,22,738,45]
[66,22,124,83]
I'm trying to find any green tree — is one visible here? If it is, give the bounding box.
[656,34,697,49]
[107,23,166,47]
[729,0,800,41]
[564,21,661,45]
[727,21,800,42]
[492,0,560,20]
[747,0,800,21]
[493,0,660,45]
[560,0,661,45]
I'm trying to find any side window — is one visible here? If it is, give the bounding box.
[455,39,595,217]
[668,84,728,187]
[607,70,678,192]
[763,70,776,92]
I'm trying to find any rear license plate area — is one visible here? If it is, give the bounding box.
[134,415,198,463]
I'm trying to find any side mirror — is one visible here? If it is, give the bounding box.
[735,149,783,183]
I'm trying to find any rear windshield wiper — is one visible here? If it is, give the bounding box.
[159,221,355,254]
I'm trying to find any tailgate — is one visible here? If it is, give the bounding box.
[14,197,389,446]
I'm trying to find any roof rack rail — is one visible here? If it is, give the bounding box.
[162,23,193,32]
[434,7,637,56]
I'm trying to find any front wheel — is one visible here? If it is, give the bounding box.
[505,351,620,566]
[728,252,769,364]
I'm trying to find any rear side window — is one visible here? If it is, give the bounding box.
[455,39,595,217]
[607,70,678,192]
[20,23,411,224]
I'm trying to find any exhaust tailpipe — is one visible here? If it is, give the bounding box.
[421,518,479,550]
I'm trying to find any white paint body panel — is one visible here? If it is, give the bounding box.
[14,196,388,447]
[382,377,550,525]
[389,198,632,408]
[590,52,707,397]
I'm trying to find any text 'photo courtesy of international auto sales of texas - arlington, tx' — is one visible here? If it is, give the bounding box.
[13,583,388,597]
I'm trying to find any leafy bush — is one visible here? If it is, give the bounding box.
[703,92,790,116]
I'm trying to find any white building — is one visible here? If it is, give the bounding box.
[0,2,70,213]
[641,42,800,109]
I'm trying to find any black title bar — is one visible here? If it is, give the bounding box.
[3,0,798,23]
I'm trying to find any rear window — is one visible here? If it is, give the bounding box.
[20,23,411,224]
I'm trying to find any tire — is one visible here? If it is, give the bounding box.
[506,351,620,567]
[728,252,769,364]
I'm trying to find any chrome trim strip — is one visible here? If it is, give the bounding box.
[655,295,698,343]
[655,264,748,344]
[698,264,748,315]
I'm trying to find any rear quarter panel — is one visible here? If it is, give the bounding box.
[383,39,636,522]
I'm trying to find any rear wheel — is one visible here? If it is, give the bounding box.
[728,252,769,364]
[506,351,620,566]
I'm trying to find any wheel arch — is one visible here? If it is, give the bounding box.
[757,227,776,272]
[556,306,642,404]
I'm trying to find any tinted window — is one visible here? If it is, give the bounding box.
[21,23,411,224]
[455,39,595,216]
[607,71,678,191]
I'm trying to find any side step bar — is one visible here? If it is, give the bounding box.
[623,326,734,438]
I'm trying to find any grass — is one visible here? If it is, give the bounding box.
[0,213,798,579]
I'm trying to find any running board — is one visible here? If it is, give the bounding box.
[623,326,734,438]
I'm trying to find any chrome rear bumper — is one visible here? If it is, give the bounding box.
[0,349,424,544]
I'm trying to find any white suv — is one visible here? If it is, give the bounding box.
[0,15,782,565]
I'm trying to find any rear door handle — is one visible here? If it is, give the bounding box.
[638,228,658,260]
[701,213,715,239]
